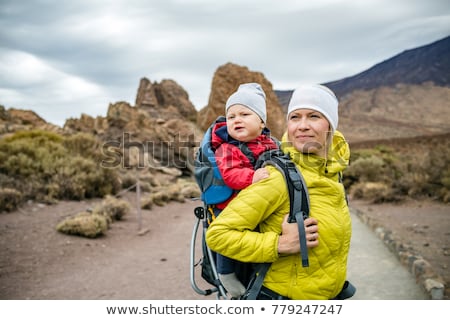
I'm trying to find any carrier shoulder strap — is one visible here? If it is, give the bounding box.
[236,134,280,168]
[255,150,310,267]
[237,142,256,166]
[243,150,310,300]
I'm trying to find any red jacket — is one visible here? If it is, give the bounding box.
[211,121,279,209]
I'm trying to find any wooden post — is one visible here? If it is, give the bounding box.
[136,170,142,231]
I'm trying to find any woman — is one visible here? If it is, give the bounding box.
[205,84,352,299]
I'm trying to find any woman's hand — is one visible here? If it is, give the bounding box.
[277,215,319,254]
[252,168,269,183]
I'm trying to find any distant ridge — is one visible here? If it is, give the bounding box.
[325,35,450,98]
[274,35,450,143]
[273,90,292,110]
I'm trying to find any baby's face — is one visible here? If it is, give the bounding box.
[226,104,264,142]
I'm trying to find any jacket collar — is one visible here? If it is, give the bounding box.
[281,130,350,175]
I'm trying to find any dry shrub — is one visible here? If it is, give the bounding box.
[395,171,430,198]
[56,211,108,238]
[166,184,185,203]
[63,132,101,160]
[92,195,131,223]
[175,178,201,199]
[50,156,120,200]
[391,138,450,200]
[119,170,138,189]
[151,191,170,206]
[3,129,63,144]
[56,196,130,238]
[441,169,450,190]
[442,190,450,203]
[118,170,157,192]
[0,188,23,212]
[139,171,161,187]
[0,134,66,179]
[350,182,399,203]
[139,179,200,209]
[346,155,386,182]
[138,182,152,193]
[141,196,153,210]
[148,182,189,206]
[181,183,201,199]
[0,131,66,206]
[347,139,450,202]
[0,130,121,210]
[440,169,450,203]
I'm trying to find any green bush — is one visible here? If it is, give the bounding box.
[56,211,108,238]
[347,139,450,203]
[63,132,102,160]
[0,130,121,211]
[92,195,131,223]
[0,188,23,212]
[346,155,386,182]
[49,156,120,200]
[2,129,63,144]
[350,181,402,203]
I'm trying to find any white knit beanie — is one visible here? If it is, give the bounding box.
[287,84,339,132]
[225,83,267,124]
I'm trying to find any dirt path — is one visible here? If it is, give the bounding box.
[0,195,448,299]
[0,196,213,300]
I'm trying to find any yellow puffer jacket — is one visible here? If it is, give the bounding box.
[206,131,351,299]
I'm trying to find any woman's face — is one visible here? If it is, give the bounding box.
[287,109,331,157]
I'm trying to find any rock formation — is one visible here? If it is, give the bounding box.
[62,77,203,176]
[135,78,197,122]
[0,106,60,135]
[197,62,286,139]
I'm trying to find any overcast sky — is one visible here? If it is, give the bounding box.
[1,0,449,126]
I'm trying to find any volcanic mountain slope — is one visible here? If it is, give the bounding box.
[275,35,450,143]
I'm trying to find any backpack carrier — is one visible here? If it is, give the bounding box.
[190,116,310,299]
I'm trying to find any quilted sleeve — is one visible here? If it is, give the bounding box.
[205,166,289,263]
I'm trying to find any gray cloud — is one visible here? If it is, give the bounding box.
[1,0,449,126]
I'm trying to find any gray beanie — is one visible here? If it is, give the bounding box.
[287,84,339,133]
[225,83,267,124]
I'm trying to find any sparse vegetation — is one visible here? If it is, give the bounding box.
[56,195,131,238]
[345,134,450,203]
[0,130,121,211]
[56,211,109,238]
[0,188,23,212]
[91,195,131,224]
[1,127,448,213]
